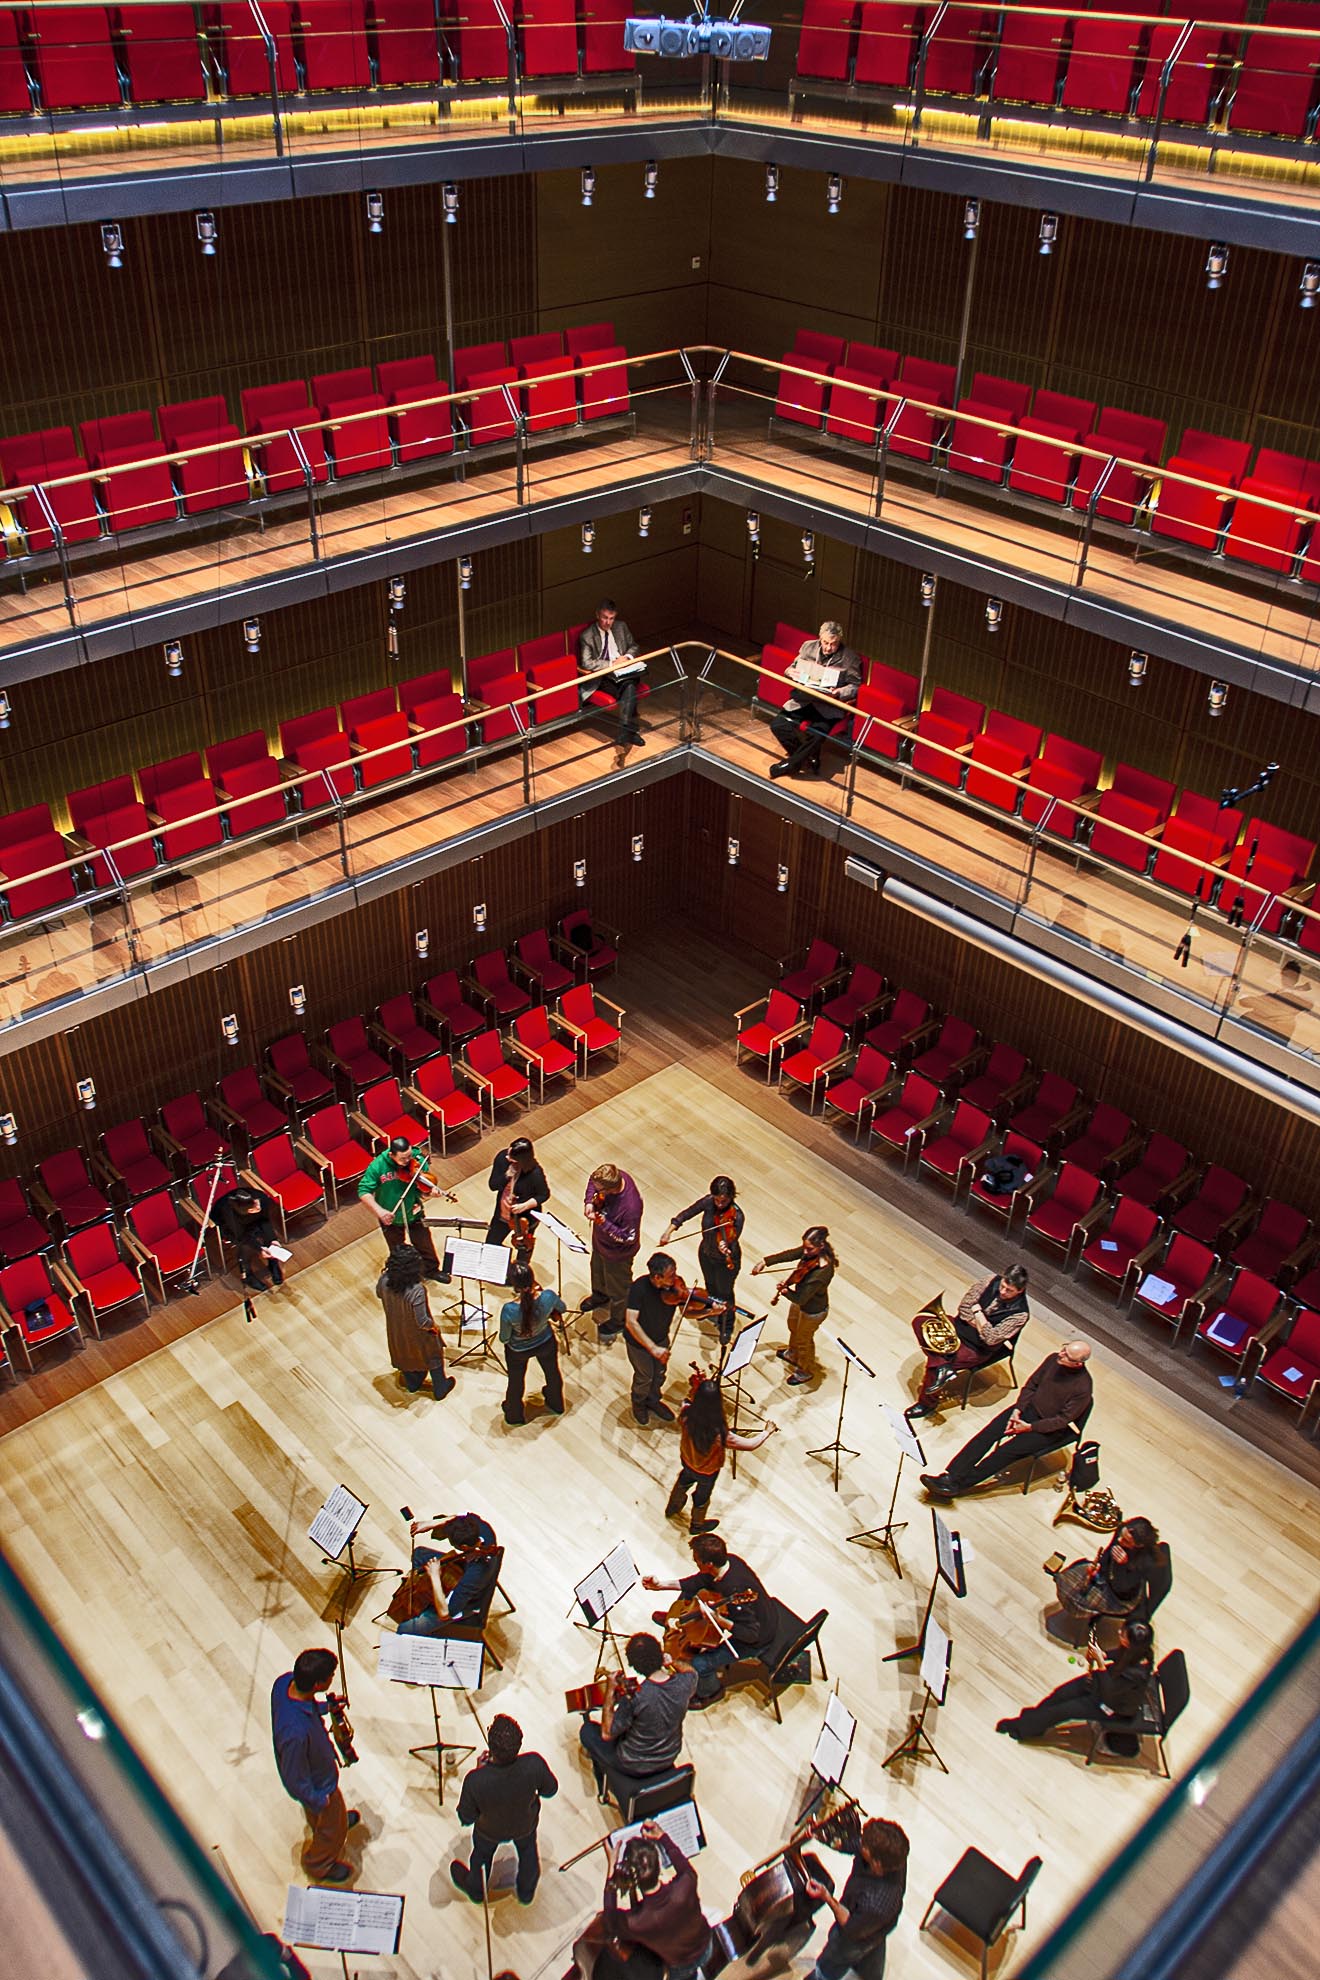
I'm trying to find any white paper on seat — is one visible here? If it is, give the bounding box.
[1098,1239,1119,1253]
[1205,1310,1247,1349]
[1282,1365,1304,1383]
[1137,1273,1177,1304]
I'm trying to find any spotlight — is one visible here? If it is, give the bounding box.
[581,520,595,554]
[1205,242,1228,290]
[573,858,587,888]
[727,836,740,866]
[459,554,473,590]
[473,901,487,932]
[442,183,460,224]
[1301,261,1320,309]
[643,160,659,199]
[387,622,400,658]
[746,511,760,557]
[195,210,217,256]
[221,1013,239,1047]
[1208,680,1228,717]
[415,928,430,960]
[100,222,124,269]
[366,190,384,234]
[776,862,789,894]
[0,693,11,730]
[388,575,406,613]
[243,616,261,653]
[631,833,644,862]
[76,1077,97,1111]
[638,505,652,538]
[801,529,815,568]
[1038,212,1058,255]
[963,198,980,240]
[289,983,306,1015]
[1128,650,1148,687]
[920,572,936,608]
[826,173,842,215]
[985,597,1003,633]
[164,639,183,678]
[0,1111,16,1146]
[765,163,779,203]
[581,166,596,207]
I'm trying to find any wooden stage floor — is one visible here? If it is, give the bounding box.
[1,1058,1317,1980]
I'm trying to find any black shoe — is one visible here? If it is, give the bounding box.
[920,1472,955,1498]
[579,1292,609,1313]
[598,1324,623,1343]
[691,1516,719,1534]
[906,1401,939,1420]
[769,758,795,780]
[996,1719,1022,1739]
[503,1410,527,1425]
[242,1274,269,1291]
[345,1809,361,1830]
[632,1407,650,1425]
[432,1376,457,1400]
[1103,1731,1141,1758]
[321,1861,354,1884]
[689,1686,723,1711]
[449,1861,482,1903]
[665,1488,688,1518]
[650,1400,676,1422]
[268,1261,284,1286]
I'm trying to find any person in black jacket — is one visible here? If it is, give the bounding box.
[996,1620,1155,1756]
[212,1183,284,1291]
[660,1176,745,1343]
[485,1137,550,1261]
[802,1816,908,1980]
[451,1712,558,1905]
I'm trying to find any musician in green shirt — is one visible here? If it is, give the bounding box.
[359,1135,448,1278]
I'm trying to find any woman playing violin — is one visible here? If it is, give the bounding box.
[395,1512,499,1637]
[660,1176,744,1345]
[751,1226,838,1387]
[499,1261,566,1425]
[358,1134,454,1280]
[486,1136,550,1260]
[665,1369,778,1534]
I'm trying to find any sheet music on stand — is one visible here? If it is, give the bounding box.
[722,1314,765,1378]
[377,1633,484,1689]
[881,1402,925,1467]
[444,1237,513,1284]
[932,1509,967,1599]
[811,1690,856,1786]
[307,1485,366,1560]
[535,1207,589,1254]
[574,1540,638,1624]
[920,1617,951,1705]
[613,1799,706,1857]
[282,1885,404,1955]
[834,1335,876,1376]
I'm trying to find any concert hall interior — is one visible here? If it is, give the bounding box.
[3,7,1320,1978]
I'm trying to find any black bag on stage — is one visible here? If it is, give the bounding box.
[1069,1439,1102,1492]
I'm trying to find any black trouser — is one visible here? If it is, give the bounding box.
[944,1406,1061,1489]
[486,1209,535,1260]
[1008,1676,1129,1740]
[770,695,841,771]
[669,1463,717,1512]
[700,1242,739,1341]
[385,1219,443,1277]
[583,676,640,743]
[504,1336,564,1421]
[626,1333,667,1416]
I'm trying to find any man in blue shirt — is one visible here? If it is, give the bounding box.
[270,1647,360,1884]
[397,1512,499,1637]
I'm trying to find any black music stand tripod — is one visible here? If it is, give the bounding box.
[410,1683,484,1810]
[883,1677,949,1774]
[848,1411,924,1579]
[807,1337,874,1492]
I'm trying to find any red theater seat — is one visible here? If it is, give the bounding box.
[420,970,486,1043]
[960,1042,1034,1121]
[297,0,373,90]
[301,1104,372,1203]
[372,0,443,81]
[0,1256,81,1364]
[99,1117,172,1201]
[798,0,857,80]
[453,341,508,387]
[579,347,630,420]
[29,5,121,109]
[826,367,887,447]
[1137,6,1246,125]
[1110,762,1176,824]
[372,995,442,1074]
[412,695,468,765]
[821,962,888,1033]
[1040,733,1103,796]
[775,355,829,431]
[793,329,846,367]
[735,989,804,1079]
[354,1078,429,1150]
[1071,409,1167,525]
[984,709,1042,757]
[1088,791,1160,874]
[222,759,288,836]
[582,0,634,71]
[511,1006,578,1097]
[1010,1070,1086,1149]
[964,735,1028,812]
[120,6,208,101]
[947,378,1030,482]
[156,780,223,861]
[855,1,921,86]
[1227,1,1320,138]
[126,1192,204,1298]
[399,668,453,717]
[217,1,300,93]
[242,381,332,492]
[1007,414,1084,505]
[352,713,413,786]
[140,753,203,810]
[912,1015,982,1090]
[206,733,271,784]
[35,1149,110,1234]
[406,1054,482,1154]
[1019,759,1083,837]
[465,369,520,447]
[845,342,899,381]
[870,1070,943,1165]
[266,1034,335,1113]
[1151,819,1219,901]
[781,938,845,1005]
[1117,1132,1195,1209]
[1058,1103,1141,1181]
[100,445,179,533]
[1025,1163,1104,1258]
[470,948,532,1022]
[279,707,338,758]
[1061,14,1143,114]
[453,0,511,77]
[247,1134,328,1235]
[157,1092,226,1175]
[518,0,579,76]
[1151,430,1252,551]
[63,1223,148,1330]
[291,731,356,805]
[465,1029,531,1116]
[1231,1200,1312,1283]
[323,394,392,476]
[992,9,1067,104]
[922,6,992,94]
[1130,1233,1219,1340]
[0,805,53,849]
[1171,790,1242,859]
[526,655,579,723]
[2,835,78,920]
[1,11,32,113]
[1078,1195,1162,1298]
[911,711,971,786]
[522,356,579,432]
[468,647,519,698]
[888,356,956,462]
[68,777,137,835]
[216,1066,289,1145]
[1256,1309,1320,1413]
[515,926,576,998]
[0,1181,53,1268]
[340,688,396,732]
[81,805,158,886]
[865,986,935,1062]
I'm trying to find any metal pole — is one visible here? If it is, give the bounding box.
[951,224,980,412]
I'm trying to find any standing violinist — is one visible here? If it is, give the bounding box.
[577,1630,697,1808]
[643,1533,777,1707]
[623,1252,683,1426]
[660,1176,744,1345]
[802,1816,909,1980]
[395,1512,499,1636]
[665,1370,779,1534]
[270,1647,360,1886]
[582,1162,644,1339]
[486,1136,550,1260]
[499,1260,566,1425]
[751,1226,838,1387]
[359,1135,447,1279]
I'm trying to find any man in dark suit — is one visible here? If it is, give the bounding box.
[769,621,863,780]
[578,599,643,762]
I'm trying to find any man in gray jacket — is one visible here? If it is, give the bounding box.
[769,621,863,779]
[578,599,644,760]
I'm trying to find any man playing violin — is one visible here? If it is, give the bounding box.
[802,1816,909,1980]
[582,1161,643,1339]
[644,1533,777,1707]
[359,1134,450,1279]
[752,1226,838,1387]
[660,1176,744,1345]
[577,1629,697,1808]
[270,1647,360,1885]
[486,1135,550,1260]
[623,1251,687,1426]
[395,1512,499,1637]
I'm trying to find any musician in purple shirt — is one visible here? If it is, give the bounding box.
[581,1161,643,1340]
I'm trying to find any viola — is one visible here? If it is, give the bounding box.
[395,1155,458,1207]
[325,1693,359,1767]
[564,1672,640,1715]
[711,1200,739,1264]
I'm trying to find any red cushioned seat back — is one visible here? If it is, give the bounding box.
[844,342,899,383]
[411,696,466,766]
[298,0,373,89]
[280,707,338,757]
[353,714,413,786]
[119,5,208,103]
[69,776,138,835]
[1033,389,1097,431]
[158,780,223,859]
[100,444,178,532]
[158,396,233,448]
[1007,416,1082,504]
[1228,0,1320,137]
[306,1103,352,1154]
[1040,733,1103,792]
[292,731,356,803]
[1110,762,1176,822]
[521,356,579,432]
[323,394,392,475]
[851,678,905,756]
[899,356,957,406]
[467,1029,506,1076]
[67,1221,121,1281]
[453,342,508,388]
[582,0,634,70]
[912,711,969,785]
[775,356,828,429]
[223,760,287,835]
[1020,759,1084,834]
[826,368,886,446]
[1,10,31,112]
[377,355,439,398]
[517,0,578,74]
[252,1134,298,1185]
[4,834,78,918]
[799,0,857,79]
[1092,406,1166,460]
[528,654,580,722]
[82,805,157,886]
[81,413,157,463]
[340,688,396,732]
[1061,14,1144,114]
[567,320,616,357]
[372,0,442,82]
[968,373,1033,421]
[478,676,525,743]
[3,428,82,482]
[965,734,1028,811]
[518,631,569,670]
[313,365,375,412]
[792,329,845,367]
[866,661,918,716]
[515,1006,556,1051]
[41,1149,92,1199]
[207,733,271,783]
[0,805,54,849]
[468,647,518,697]
[391,395,454,461]
[855,1,921,86]
[453,0,509,77]
[982,709,1041,757]
[30,4,121,108]
[217,0,299,91]
[948,397,1013,482]
[510,330,566,367]
[992,8,1068,103]
[1090,791,1159,872]
[1246,819,1315,881]
[398,669,453,716]
[140,753,204,810]
[465,369,519,446]
[927,686,984,740]
[579,347,629,420]
[242,380,312,429]
[130,1191,182,1248]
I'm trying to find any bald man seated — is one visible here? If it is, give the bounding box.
[920,1342,1093,1498]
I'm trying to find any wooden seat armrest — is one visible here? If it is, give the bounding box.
[908,1106,949,1145]
[178,1198,210,1232]
[848,995,890,1029]
[1013,1163,1055,1211]
[549,935,588,974]
[90,1151,124,1190]
[507,958,540,992]
[867,1073,904,1109]
[50,1259,84,1303]
[776,1019,812,1049]
[1220,1200,1260,1244]
[27,1181,59,1220]
[321,1050,354,1081]
[592,918,622,949]
[401,1082,433,1115]
[464,1067,494,1095]
[906,1017,943,1055]
[120,1230,155,1272]
[452,1064,486,1098]
[151,1124,187,1161]
[1098,1131,1146,1180]
[811,1051,853,1082]
[1277,1235,1317,1284]
[262,1071,298,1103]
[1071,1199,1112,1239]
[953,1134,999,1181]
[238,1168,269,1198]
[1255,1303,1295,1351]
[594,994,626,1022]
[1183,1273,1230,1334]
[293,1139,332,1176]
[817,965,852,999]
[462,975,496,1014]
[1158,1163,1203,1211]
[946,1047,988,1085]
[992,1072,1037,1120]
[504,1039,537,1067]
[549,1012,585,1041]
[348,1111,387,1148]
[1047,1101,1093,1150]
[369,1021,406,1054]
[733,997,770,1026]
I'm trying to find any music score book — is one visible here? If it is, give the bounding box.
[377,1633,484,1689]
[613,1799,706,1857]
[308,1485,366,1561]
[282,1885,404,1955]
[574,1540,638,1624]
[811,1690,856,1786]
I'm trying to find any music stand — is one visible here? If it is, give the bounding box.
[884,1617,950,1773]
[884,1507,965,1663]
[559,1797,707,1874]
[310,1487,391,1621]
[807,1336,874,1491]
[721,1314,767,1478]
[282,1883,405,1980]
[801,1687,855,1823]
[848,1404,925,1577]
[377,1633,485,1809]
[534,1207,589,1349]
[569,1540,638,1677]
[439,1233,512,1370]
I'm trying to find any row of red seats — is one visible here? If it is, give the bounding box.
[0,915,622,1375]
[0,329,630,557]
[0,626,596,924]
[797,1,1320,142]
[775,329,1320,583]
[756,616,1318,940]
[736,939,1320,1422]
[0,2,633,116]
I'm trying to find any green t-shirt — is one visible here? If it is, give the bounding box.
[359,1144,432,1225]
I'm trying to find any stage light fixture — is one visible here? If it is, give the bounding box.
[389,575,406,612]
[1205,242,1228,290]
[920,572,936,607]
[801,530,815,568]
[985,597,1003,633]
[76,1078,97,1111]
[777,862,789,893]
[473,901,487,932]
[1301,261,1320,308]
[221,1014,239,1047]
[963,198,980,240]
[727,836,740,866]
[631,833,644,862]
[442,183,460,224]
[243,617,261,653]
[638,505,652,537]
[581,167,596,207]
[1128,650,1148,687]
[574,858,588,888]
[366,191,384,234]
[581,520,595,554]
[387,623,400,658]
[1038,212,1058,255]
[459,555,473,590]
[0,1112,16,1146]
[289,984,306,1015]
[100,222,124,269]
[1208,680,1228,717]
[195,210,217,255]
[415,928,430,960]
[826,173,842,215]
[164,639,183,677]
[0,693,12,729]
[765,164,779,202]
[643,160,659,199]
[746,512,760,557]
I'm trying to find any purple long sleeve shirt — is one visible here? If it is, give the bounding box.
[585,1172,643,1256]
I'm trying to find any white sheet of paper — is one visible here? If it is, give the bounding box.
[1138,1273,1177,1304]
[1205,1310,1247,1348]
[377,1633,484,1689]
[266,1241,292,1261]
[722,1315,764,1378]
[933,1509,965,1598]
[574,1539,638,1623]
[610,657,647,679]
[920,1617,951,1705]
[613,1799,705,1857]
[534,1207,589,1253]
[1099,1239,1119,1253]
[1282,1364,1304,1383]
[881,1401,925,1466]
[445,1237,513,1284]
[811,1691,856,1784]
[282,1886,404,1955]
[788,658,841,691]
[307,1484,366,1559]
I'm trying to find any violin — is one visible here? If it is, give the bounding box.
[325,1693,359,1767]
[564,1671,640,1715]
[770,1255,813,1308]
[660,1586,756,1660]
[711,1200,739,1264]
[660,1275,727,1321]
[396,1155,458,1207]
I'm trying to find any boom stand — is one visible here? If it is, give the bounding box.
[409,1684,481,1810]
[883,1572,937,1664]
[883,1683,948,1774]
[325,1534,393,1623]
[573,1609,629,1679]
[807,1355,859,1492]
[847,1451,909,1578]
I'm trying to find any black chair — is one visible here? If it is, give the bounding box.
[956,1337,1018,1408]
[1018,1400,1094,1494]
[729,1602,828,1723]
[1086,1649,1189,1778]
[435,1544,509,1670]
[921,1849,1042,1980]
[1137,1540,1173,1622]
[609,1760,696,1825]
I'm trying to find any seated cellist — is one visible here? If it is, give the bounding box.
[642,1533,777,1709]
[389,1512,498,1637]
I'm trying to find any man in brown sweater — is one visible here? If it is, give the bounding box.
[920,1342,1092,1498]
